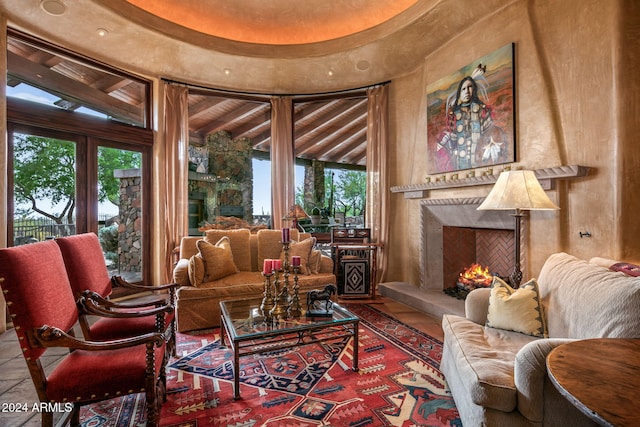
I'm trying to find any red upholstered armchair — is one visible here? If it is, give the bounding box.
[0,240,166,427]
[55,232,178,356]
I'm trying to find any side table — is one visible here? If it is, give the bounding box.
[546,338,640,426]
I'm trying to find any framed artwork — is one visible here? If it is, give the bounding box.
[426,43,515,174]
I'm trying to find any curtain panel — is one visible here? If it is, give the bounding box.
[366,84,390,283]
[157,83,189,283]
[270,96,295,230]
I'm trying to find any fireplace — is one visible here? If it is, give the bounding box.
[442,226,514,293]
[420,198,523,292]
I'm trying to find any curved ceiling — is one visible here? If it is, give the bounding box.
[125,0,418,45]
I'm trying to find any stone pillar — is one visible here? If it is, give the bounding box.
[304,160,325,211]
[115,168,142,272]
[207,131,253,221]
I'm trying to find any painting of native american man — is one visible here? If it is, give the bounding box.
[426,43,515,174]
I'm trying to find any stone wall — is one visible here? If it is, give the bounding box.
[115,169,142,272]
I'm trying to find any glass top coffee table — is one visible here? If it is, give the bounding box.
[220,296,359,399]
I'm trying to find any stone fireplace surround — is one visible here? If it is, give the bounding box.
[378,197,522,319]
[379,165,588,318]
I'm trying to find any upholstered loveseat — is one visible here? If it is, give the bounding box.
[441,252,640,426]
[173,228,336,332]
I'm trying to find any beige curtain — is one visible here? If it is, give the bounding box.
[156,83,189,283]
[0,18,7,332]
[270,96,295,230]
[366,84,390,283]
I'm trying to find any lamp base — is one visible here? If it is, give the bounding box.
[509,269,523,289]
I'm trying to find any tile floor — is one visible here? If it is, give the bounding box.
[0,296,444,426]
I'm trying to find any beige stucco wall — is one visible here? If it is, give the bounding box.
[0,0,638,294]
[385,0,640,288]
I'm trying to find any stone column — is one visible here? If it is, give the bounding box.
[115,168,142,272]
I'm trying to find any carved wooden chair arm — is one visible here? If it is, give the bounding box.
[33,325,164,351]
[83,289,169,310]
[111,276,179,304]
[79,291,174,319]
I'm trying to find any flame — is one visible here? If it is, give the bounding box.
[458,263,493,287]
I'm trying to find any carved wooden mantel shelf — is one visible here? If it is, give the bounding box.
[390,165,590,199]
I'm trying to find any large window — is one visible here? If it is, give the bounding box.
[293,96,367,231]
[186,91,272,233]
[6,31,153,285]
[185,90,368,233]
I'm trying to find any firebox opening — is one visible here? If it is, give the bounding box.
[442,226,514,299]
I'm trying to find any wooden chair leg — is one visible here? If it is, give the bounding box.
[41,410,53,427]
[70,404,80,426]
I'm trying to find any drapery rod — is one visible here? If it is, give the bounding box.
[160,77,390,99]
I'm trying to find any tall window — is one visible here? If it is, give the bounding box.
[293,95,367,230]
[6,30,153,284]
[186,91,271,233]
[184,90,368,232]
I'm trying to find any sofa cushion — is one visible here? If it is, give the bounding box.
[204,229,252,272]
[538,252,640,339]
[197,237,238,282]
[309,249,322,274]
[442,314,538,412]
[486,277,547,338]
[257,229,301,267]
[173,258,190,286]
[281,237,315,275]
[188,254,205,287]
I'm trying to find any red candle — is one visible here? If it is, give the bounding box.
[273,259,282,271]
[292,256,301,267]
[263,259,273,275]
[282,228,290,243]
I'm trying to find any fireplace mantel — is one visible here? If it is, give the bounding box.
[390,165,589,199]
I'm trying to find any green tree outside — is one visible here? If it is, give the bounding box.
[13,134,140,223]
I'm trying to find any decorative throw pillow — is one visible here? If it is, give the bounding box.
[309,249,322,274]
[187,254,205,287]
[486,276,548,338]
[280,237,316,275]
[196,237,238,283]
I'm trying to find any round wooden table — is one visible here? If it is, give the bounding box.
[546,338,640,426]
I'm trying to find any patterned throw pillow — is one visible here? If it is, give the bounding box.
[280,237,316,275]
[486,276,548,338]
[196,237,239,283]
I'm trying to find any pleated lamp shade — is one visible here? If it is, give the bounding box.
[477,170,559,211]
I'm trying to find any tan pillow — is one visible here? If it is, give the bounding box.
[187,254,205,287]
[197,237,239,282]
[257,229,301,268]
[204,229,251,271]
[486,276,547,338]
[173,259,190,286]
[280,237,316,275]
[309,249,322,274]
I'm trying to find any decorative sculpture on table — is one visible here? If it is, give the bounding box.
[306,284,337,316]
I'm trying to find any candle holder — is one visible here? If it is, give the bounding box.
[282,241,291,302]
[260,272,275,322]
[288,266,302,318]
[269,269,289,320]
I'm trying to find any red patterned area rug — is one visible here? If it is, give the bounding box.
[79,304,460,427]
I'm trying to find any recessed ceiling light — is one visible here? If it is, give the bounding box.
[356,60,370,71]
[40,0,67,16]
[328,70,334,77]
[223,68,231,76]
[96,28,109,37]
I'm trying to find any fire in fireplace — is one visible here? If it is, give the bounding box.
[444,263,493,299]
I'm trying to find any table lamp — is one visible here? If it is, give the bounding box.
[285,204,309,231]
[477,170,559,287]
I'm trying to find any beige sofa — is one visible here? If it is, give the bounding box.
[173,228,336,332]
[441,252,640,427]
